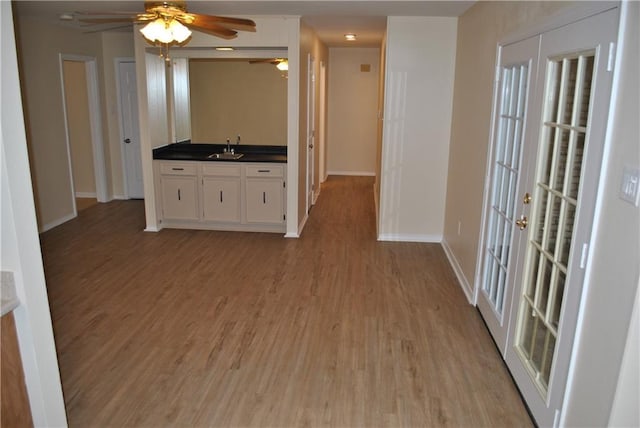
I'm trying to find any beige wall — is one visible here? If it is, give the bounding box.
[100,32,135,199]
[15,17,135,228]
[327,48,379,175]
[378,17,457,242]
[442,1,573,287]
[16,17,103,229]
[189,60,287,145]
[62,60,96,196]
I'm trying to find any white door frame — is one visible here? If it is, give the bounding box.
[115,57,136,199]
[319,60,327,185]
[59,54,109,207]
[306,53,316,213]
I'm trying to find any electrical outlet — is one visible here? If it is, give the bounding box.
[620,166,640,207]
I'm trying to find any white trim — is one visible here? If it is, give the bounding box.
[441,239,474,304]
[115,57,135,200]
[59,55,109,206]
[377,233,442,243]
[39,212,77,233]
[297,212,309,237]
[284,232,300,238]
[286,18,300,238]
[112,194,128,200]
[500,1,619,46]
[75,192,97,198]
[313,188,320,205]
[57,55,78,219]
[327,171,376,177]
[144,225,160,232]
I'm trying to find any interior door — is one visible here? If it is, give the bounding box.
[504,9,618,427]
[118,61,144,199]
[477,35,540,355]
[306,54,316,212]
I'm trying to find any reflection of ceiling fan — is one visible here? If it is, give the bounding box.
[249,58,288,71]
[77,1,256,42]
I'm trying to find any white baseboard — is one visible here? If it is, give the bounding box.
[297,212,309,236]
[40,212,76,233]
[144,226,160,232]
[441,238,474,304]
[284,232,299,238]
[327,171,376,177]
[313,189,320,205]
[112,194,127,200]
[377,233,442,243]
[75,191,97,198]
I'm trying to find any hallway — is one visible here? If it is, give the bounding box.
[40,176,532,427]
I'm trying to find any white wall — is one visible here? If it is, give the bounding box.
[378,17,457,242]
[327,47,379,176]
[562,2,640,425]
[1,2,67,425]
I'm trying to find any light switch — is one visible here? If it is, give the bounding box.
[620,166,640,206]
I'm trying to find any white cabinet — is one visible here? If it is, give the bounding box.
[245,165,285,225]
[202,164,241,223]
[155,161,286,232]
[159,163,199,221]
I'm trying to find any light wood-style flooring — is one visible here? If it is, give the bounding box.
[40,176,532,427]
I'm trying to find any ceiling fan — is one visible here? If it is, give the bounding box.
[77,1,256,44]
[249,58,289,71]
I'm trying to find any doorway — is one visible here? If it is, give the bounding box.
[477,9,618,426]
[59,54,108,215]
[306,53,316,213]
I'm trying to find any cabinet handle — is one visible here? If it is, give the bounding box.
[178,189,181,201]
[263,191,266,204]
[258,169,270,173]
[172,167,184,171]
[220,190,223,203]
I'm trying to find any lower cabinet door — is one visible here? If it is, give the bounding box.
[245,179,284,224]
[202,177,241,222]
[161,176,199,221]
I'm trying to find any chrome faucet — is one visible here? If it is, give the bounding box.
[236,135,241,145]
[226,138,231,153]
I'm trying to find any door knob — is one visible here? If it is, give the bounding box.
[124,138,131,144]
[515,215,528,230]
[309,144,314,149]
[523,192,532,204]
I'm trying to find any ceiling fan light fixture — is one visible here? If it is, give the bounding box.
[276,60,288,71]
[140,17,191,44]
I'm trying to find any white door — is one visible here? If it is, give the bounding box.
[477,35,540,355]
[503,10,618,427]
[118,61,144,199]
[306,54,316,212]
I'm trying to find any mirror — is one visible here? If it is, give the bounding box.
[173,57,287,146]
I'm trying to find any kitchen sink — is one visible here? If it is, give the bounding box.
[207,152,244,160]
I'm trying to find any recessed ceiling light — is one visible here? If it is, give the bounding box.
[344,33,357,41]
[215,47,234,51]
[59,13,74,21]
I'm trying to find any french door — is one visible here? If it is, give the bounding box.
[477,35,540,355]
[479,8,618,427]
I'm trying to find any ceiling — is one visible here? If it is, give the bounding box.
[13,1,475,47]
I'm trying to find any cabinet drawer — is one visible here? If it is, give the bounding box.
[202,163,241,177]
[160,163,197,176]
[245,165,283,178]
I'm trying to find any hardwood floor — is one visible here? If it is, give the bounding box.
[40,176,532,427]
[75,197,98,212]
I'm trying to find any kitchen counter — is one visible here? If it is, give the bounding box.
[153,142,287,163]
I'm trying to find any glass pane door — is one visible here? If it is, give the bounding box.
[514,51,595,397]
[482,63,528,314]
[477,35,539,356]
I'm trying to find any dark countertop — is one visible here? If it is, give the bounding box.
[153,142,287,163]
